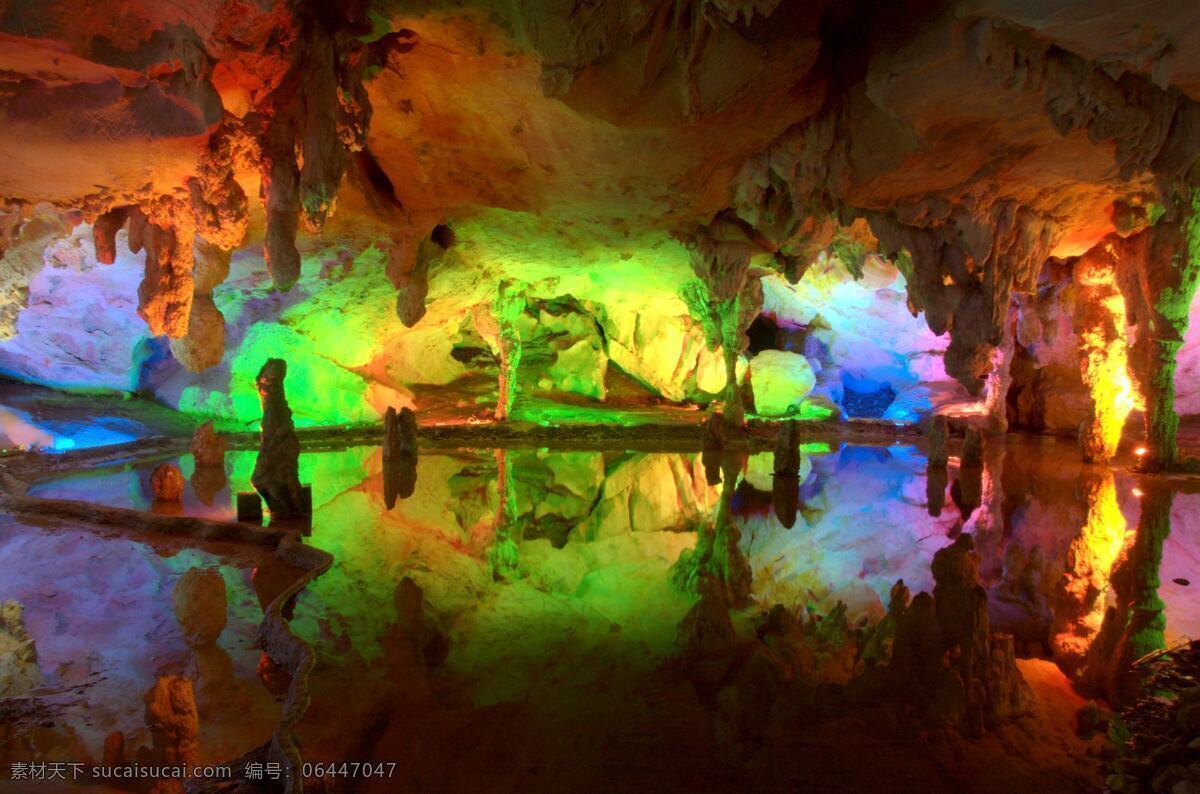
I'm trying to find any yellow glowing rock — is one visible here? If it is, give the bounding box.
[749,350,816,416]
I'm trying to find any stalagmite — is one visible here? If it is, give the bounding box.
[1073,244,1136,463]
[250,358,304,519]
[1112,196,1200,471]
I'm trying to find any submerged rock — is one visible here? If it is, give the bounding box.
[250,358,303,519]
[172,567,228,648]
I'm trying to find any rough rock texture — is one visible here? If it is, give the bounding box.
[189,420,227,467]
[172,567,229,648]
[0,600,43,697]
[150,463,185,502]
[1,0,1200,438]
[250,358,303,519]
[890,535,1033,735]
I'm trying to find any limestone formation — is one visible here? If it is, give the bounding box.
[383,406,419,460]
[172,567,228,648]
[250,358,304,519]
[150,463,185,502]
[189,421,227,467]
[0,600,43,697]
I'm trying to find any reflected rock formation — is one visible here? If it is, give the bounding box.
[673,454,753,606]
[1081,480,1173,706]
[383,405,419,509]
[771,421,803,529]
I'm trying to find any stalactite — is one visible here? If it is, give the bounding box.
[169,237,230,372]
[134,203,196,340]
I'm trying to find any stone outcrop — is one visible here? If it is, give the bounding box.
[250,358,304,519]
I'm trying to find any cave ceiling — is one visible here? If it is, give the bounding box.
[0,0,1198,391]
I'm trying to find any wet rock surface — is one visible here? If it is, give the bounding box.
[172,567,228,649]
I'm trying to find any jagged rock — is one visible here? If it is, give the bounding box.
[172,567,228,648]
[150,463,185,502]
[250,358,303,519]
[189,420,226,467]
[0,600,43,697]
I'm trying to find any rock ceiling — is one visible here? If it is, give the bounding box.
[1,0,1199,393]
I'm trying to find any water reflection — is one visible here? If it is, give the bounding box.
[23,438,1200,701]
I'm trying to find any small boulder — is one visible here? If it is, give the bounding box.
[150,463,185,502]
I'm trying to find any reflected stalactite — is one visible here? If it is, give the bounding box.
[926,465,948,517]
[1081,479,1172,705]
[702,412,725,486]
[1050,469,1130,669]
[771,421,802,528]
[965,434,1006,573]
[672,453,752,605]
[489,448,520,580]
